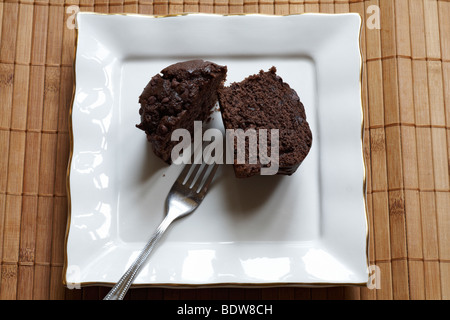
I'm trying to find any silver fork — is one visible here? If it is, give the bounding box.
[104,161,219,300]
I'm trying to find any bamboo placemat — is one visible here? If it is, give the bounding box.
[0,0,448,300]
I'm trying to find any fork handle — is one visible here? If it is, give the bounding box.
[103,215,174,300]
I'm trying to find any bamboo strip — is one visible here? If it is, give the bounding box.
[276,287,294,299]
[21,82,43,297]
[398,59,417,188]
[421,192,441,299]
[81,286,100,300]
[0,2,18,66]
[128,287,149,299]
[79,0,94,12]
[259,0,274,14]
[438,3,450,299]
[0,64,12,191]
[380,0,411,300]
[274,0,288,15]
[382,59,400,127]
[428,63,446,128]
[214,0,229,14]
[153,0,168,14]
[54,115,70,195]
[395,0,411,58]
[410,0,427,60]
[260,287,279,299]
[6,131,26,197]
[318,0,333,13]
[407,2,430,300]
[0,195,22,299]
[0,192,4,289]
[26,67,46,133]
[124,0,138,13]
[289,0,304,14]
[146,287,164,299]
[294,287,311,299]
[169,0,183,14]
[0,0,3,45]
[379,0,395,58]
[393,0,417,301]
[42,70,62,129]
[211,287,230,300]
[439,1,450,62]
[311,287,327,300]
[8,6,34,230]
[372,191,392,299]
[334,0,347,13]
[198,0,213,14]
[423,0,447,301]
[49,197,67,299]
[436,192,450,299]
[49,265,64,299]
[0,0,20,300]
[242,0,256,14]
[304,0,318,12]
[358,0,382,300]
[17,195,38,299]
[389,189,409,299]
[109,0,123,13]
[184,0,199,13]
[4,130,26,282]
[10,65,29,132]
[94,0,109,13]
[423,0,441,60]
[33,195,54,299]
[59,69,75,132]
[32,2,65,299]
[0,264,18,300]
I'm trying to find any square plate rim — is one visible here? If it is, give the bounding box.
[64,12,369,288]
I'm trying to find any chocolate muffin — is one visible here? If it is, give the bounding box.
[137,60,227,164]
[218,67,312,178]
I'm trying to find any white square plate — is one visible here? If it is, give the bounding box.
[65,12,368,287]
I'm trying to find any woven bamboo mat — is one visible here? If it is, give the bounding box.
[0,0,449,300]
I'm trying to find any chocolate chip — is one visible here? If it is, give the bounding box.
[181,88,189,100]
[166,116,176,127]
[148,96,156,104]
[158,124,168,134]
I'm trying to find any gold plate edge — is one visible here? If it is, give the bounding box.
[63,12,369,290]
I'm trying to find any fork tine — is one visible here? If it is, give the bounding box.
[201,163,219,192]
[192,163,210,192]
[195,163,219,194]
[185,163,202,186]
[175,163,193,185]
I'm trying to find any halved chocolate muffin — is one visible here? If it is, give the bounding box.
[137,60,227,164]
[218,67,312,178]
